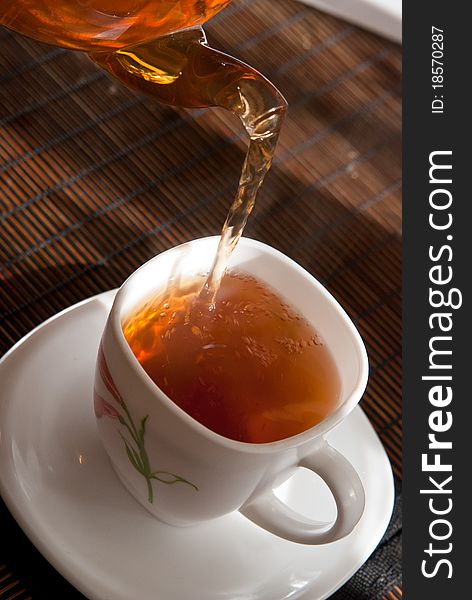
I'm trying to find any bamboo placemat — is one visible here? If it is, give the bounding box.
[0,0,401,597]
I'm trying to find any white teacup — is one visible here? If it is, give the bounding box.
[94,236,368,545]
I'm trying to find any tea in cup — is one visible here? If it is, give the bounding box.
[94,236,368,544]
[122,270,341,444]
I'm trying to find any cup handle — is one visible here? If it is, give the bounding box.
[239,441,365,545]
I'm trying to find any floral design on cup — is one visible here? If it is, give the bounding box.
[95,344,198,503]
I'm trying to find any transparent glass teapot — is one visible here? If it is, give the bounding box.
[1,1,286,125]
[2,1,287,282]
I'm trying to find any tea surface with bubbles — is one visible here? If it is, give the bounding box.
[122,272,341,443]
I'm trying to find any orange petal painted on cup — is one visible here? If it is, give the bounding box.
[94,388,119,419]
[97,343,124,406]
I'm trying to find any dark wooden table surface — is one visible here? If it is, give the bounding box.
[0,1,402,598]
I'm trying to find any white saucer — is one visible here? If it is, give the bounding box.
[0,291,394,600]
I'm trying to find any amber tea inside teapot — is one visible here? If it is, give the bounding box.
[1,1,230,50]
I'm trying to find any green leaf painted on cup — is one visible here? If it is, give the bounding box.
[151,471,199,491]
[118,411,197,503]
[121,434,145,474]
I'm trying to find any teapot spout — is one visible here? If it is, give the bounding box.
[90,26,287,134]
